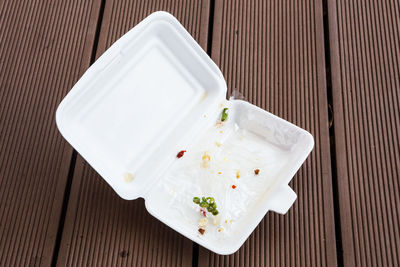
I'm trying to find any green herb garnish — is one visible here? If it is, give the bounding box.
[193,196,219,216]
[221,108,228,121]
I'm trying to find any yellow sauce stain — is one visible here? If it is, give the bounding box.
[202,152,211,168]
[198,91,208,102]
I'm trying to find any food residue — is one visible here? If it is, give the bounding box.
[199,218,208,227]
[193,197,219,215]
[123,172,134,183]
[200,208,207,217]
[221,108,229,121]
[160,112,283,239]
[212,217,219,225]
[201,152,211,168]
[176,150,186,158]
[199,91,208,102]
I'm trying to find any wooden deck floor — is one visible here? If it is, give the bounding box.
[0,0,398,266]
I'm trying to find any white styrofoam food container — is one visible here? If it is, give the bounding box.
[56,12,314,255]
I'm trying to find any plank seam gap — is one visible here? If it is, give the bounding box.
[192,241,199,267]
[192,0,216,265]
[50,151,77,267]
[90,0,106,63]
[322,0,344,266]
[206,0,215,55]
[50,0,106,265]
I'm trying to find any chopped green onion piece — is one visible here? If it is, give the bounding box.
[193,196,219,216]
[221,108,228,121]
[200,202,208,208]
[193,197,200,204]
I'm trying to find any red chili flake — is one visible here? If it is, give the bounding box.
[198,228,205,235]
[200,208,207,217]
[176,150,186,158]
[254,169,260,175]
[232,185,237,189]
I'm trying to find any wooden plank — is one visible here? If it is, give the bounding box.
[327,0,400,266]
[0,0,102,266]
[198,0,337,266]
[56,0,211,266]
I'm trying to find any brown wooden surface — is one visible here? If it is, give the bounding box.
[0,0,101,266]
[56,0,211,266]
[198,0,337,266]
[327,0,400,266]
[1,0,399,266]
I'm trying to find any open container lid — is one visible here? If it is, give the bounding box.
[56,11,227,200]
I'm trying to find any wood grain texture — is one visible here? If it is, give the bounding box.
[198,0,337,266]
[328,0,400,266]
[0,0,101,266]
[56,0,211,266]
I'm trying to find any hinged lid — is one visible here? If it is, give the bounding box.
[56,12,227,200]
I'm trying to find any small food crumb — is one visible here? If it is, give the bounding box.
[219,130,223,133]
[199,218,208,227]
[198,228,205,235]
[216,142,222,147]
[232,185,237,189]
[236,170,240,178]
[123,172,134,183]
[225,220,228,223]
[218,227,224,232]
[202,152,211,168]
[212,216,219,225]
[202,153,210,161]
[176,150,186,158]
[218,171,222,174]
[254,169,260,175]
